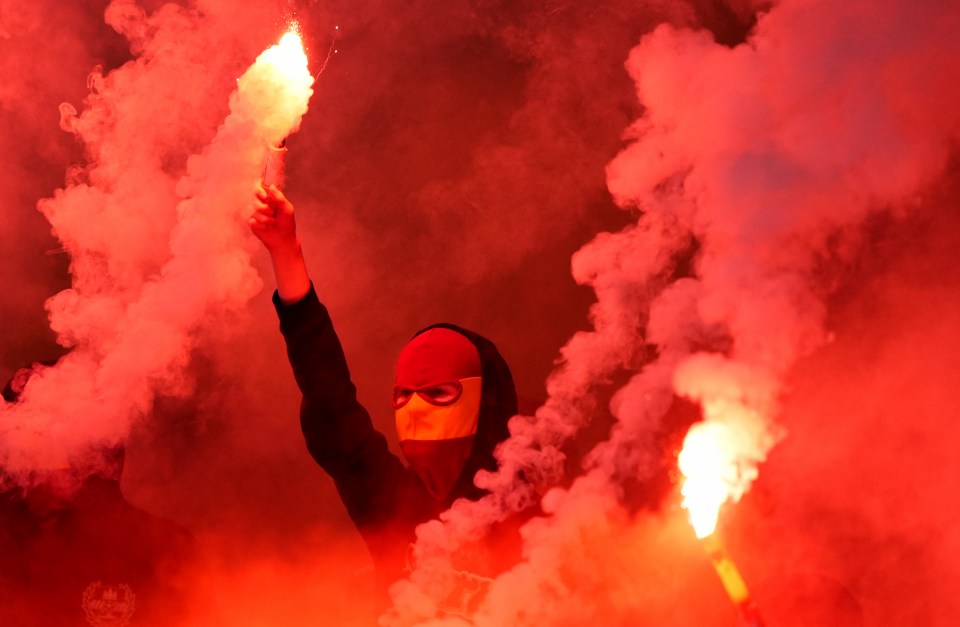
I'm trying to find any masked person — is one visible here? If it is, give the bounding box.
[250,184,518,599]
[0,361,195,626]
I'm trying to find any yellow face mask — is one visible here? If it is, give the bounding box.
[395,377,482,441]
[395,377,482,501]
[393,326,484,500]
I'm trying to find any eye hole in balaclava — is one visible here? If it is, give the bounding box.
[394,327,482,501]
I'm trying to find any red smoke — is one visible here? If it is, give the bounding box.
[2,0,959,625]
[393,0,960,624]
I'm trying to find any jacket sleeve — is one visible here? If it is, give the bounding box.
[273,285,407,527]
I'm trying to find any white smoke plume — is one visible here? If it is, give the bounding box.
[0,0,313,479]
[389,0,960,624]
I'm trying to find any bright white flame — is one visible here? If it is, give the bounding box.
[261,30,309,81]
[232,26,314,152]
[678,421,739,538]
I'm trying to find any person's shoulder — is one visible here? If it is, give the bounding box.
[84,485,197,560]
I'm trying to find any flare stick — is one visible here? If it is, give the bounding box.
[262,138,288,189]
[701,533,766,627]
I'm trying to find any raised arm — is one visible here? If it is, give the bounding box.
[248,185,409,527]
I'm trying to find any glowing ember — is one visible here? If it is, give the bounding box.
[677,421,739,538]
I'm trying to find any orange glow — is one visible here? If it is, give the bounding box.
[677,421,737,538]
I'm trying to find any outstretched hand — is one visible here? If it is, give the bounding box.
[249,182,298,253]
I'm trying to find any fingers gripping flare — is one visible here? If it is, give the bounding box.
[248,183,297,252]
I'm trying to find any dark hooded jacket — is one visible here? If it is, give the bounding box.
[0,473,195,626]
[274,285,517,595]
[0,370,195,625]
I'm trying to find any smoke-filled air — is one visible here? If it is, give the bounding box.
[1,0,958,625]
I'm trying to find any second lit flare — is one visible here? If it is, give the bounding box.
[678,420,739,539]
[678,417,765,626]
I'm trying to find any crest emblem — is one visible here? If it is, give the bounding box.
[81,581,136,627]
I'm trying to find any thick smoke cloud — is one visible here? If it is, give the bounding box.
[389,0,960,625]
[0,1,116,369]
[2,0,959,625]
[1,0,312,476]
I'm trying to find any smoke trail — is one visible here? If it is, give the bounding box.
[388,0,960,623]
[0,1,115,373]
[0,0,312,482]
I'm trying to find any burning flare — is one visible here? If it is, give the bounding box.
[678,420,739,539]
[255,29,308,189]
[235,26,313,150]
[264,30,309,80]
[679,418,765,625]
